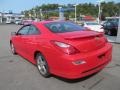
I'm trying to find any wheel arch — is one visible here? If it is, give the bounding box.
[34,50,42,60]
[33,50,50,68]
[10,40,12,44]
[34,50,51,77]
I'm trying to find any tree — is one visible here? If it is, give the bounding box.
[22,2,120,20]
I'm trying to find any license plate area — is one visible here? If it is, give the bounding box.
[98,53,105,59]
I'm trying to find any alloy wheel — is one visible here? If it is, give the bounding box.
[36,53,50,77]
[10,43,17,54]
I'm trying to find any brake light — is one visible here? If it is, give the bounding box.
[51,41,79,55]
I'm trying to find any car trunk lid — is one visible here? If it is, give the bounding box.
[57,31,106,53]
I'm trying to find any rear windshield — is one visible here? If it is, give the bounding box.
[45,22,85,33]
[107,18,119,23]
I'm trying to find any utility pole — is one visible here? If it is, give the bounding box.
[74,4,77,23]
[98,1,101,24]
[33,9,36,19]
[97,0,104,24]
[58,6,65,21]
[40,9,43,21]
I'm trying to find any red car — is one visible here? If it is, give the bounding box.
[10,21,112,79]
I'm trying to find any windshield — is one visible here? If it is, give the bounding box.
[106,19,119,26]
[107,18,119,23]
[86,22,99,25]
[45,22,85,33]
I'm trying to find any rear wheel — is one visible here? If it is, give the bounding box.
[10,42,17,55]
[36,53,50,77]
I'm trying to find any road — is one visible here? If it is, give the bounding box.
[0,24,120,90]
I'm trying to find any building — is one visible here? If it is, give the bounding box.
[0,12,3,23]
[0,12,24,23]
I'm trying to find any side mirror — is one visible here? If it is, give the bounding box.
[11,32,16,36]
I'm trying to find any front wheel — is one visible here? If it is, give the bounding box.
[10,42,17,55]
[36,53,50,77]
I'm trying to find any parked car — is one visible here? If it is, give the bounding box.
[103,17,119,36]
[10,21,112,79]
[82,22,104,32]
[15,20,22,25]
[22,20,33,25]
[5,20,12,24]
[5,19,14,24]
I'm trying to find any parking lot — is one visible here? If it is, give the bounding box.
[0,24,120,90]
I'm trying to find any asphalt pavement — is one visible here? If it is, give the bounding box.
[0,24,120,90]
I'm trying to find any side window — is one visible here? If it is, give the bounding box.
[17,26,30,35]
[28,25,40,35]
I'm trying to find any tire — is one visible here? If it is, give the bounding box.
[10,42,17,55]
[36,53,50,77]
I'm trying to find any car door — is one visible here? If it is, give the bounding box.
[21,25,41,61]
[14,25,30,55]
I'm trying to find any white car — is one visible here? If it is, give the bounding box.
[15,20,22,25]
[5,20,12,24]
[83,22,104,32]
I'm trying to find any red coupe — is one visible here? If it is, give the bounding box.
[10,21,112,79]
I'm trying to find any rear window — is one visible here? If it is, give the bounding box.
[45,22,85,33]
[107,18,119,23]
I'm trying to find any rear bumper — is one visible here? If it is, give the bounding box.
[58,60,110,79]
[51,43,112,79]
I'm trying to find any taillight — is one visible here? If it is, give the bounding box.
[51,41,80,55]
